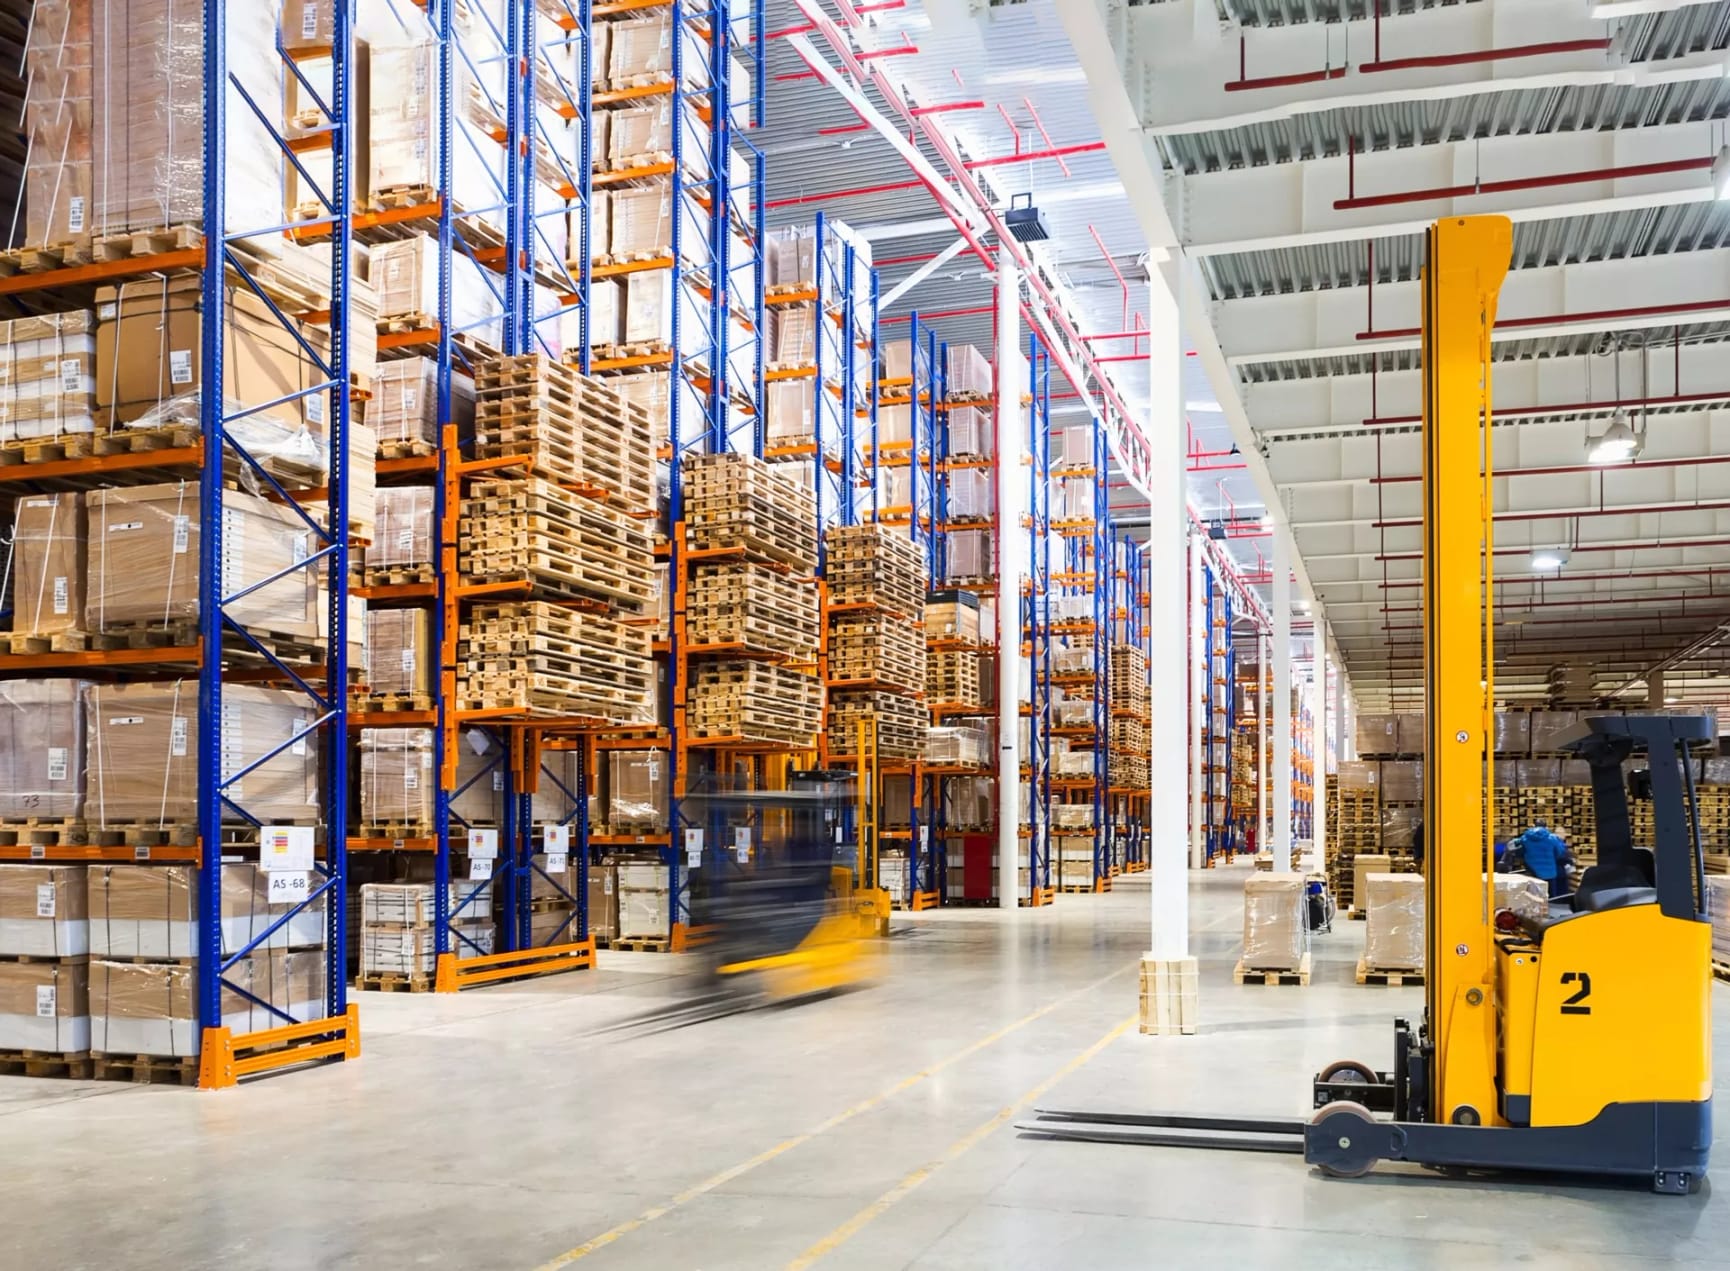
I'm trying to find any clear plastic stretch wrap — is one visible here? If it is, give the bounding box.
[947,345,992,398]
[771,304,816,365]
[11,493,86,637]
[1241,875,1307,971]
[1363,872,1425,970]
[881,339,912,380]
[1351,853,1392,908]
[85,682,319,827]
[370,485,437,571]
[608,749,667,833]
[360,744,436,827]
[91,1,283,241]
[926,725,987,767]
[767,227,817,288]
[0,679,87,819]
[86,482,320,638]
[946,468,991,521]
[89,950,325,1058]
[765,381,813,444]
[0,311,98,442]
[24,0,94,250]
[584,277,623,349]
[1493,873,1550,923]
[0,958,89,1051]
[366,608,431,698]
[370,356,473,450]
[370,236,504,346]
[87,862,325,959]
[610,185,673,259]
[0,864,89,957]
[945,529,991,581]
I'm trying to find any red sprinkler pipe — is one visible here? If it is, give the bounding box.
[1359,36,1610,74]
[1364,387,1730,428]
[1361,295,1730,341]
[1372,454,1730,484]
[1335,155,1711,211]
[1371,499,1730,530]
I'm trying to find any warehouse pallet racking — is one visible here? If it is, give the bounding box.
[1108,527,1151,875]
[0,1,366,1084]
[1201,562,1237,861]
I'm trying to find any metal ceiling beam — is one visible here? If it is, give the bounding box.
[880,236,970,309]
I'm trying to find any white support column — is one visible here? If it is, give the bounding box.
[1188,537,1206,869]
[1148,269,1189,964]
[1314,649,1328,874]
[1140,266,1196,1036]
[1273,533,1293,874]
[1257,629,1269,854]
[996,248,1023,911]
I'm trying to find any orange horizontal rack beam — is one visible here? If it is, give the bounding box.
[347,836,437,853]
[0,842,200,864]
[0,442,204,487]
[0,246,205,297]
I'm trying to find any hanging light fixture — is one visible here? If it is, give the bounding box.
[1587,411,1640,463]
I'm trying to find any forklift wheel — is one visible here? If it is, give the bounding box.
[1318,1059,1380,1086]
[1309,1101,1380,1179]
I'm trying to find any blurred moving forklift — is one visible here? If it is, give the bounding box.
[692,717,891,1004]
[1023,216,1714,1194]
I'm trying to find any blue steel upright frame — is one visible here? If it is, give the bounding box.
[1024,335,1053,904]
[198,0,358,1080]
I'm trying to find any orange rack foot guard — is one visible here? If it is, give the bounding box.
[198,1005,361,1090]
[434,938,596,992]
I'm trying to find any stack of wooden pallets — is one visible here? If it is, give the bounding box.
[828,613,924,692]
[927,648,980,708]
[686,562,820,660]
[457,602,653,721]
[829,691,927,762]
[825,523,924,616]
[687,662,823,747]
[473,353,656,514]
[820,523,929,765]
[682,453,822,746]
[459,477,657,614]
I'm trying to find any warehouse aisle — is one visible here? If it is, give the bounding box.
[2,868,1727,1269]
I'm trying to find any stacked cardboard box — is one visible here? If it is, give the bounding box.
[87,863,326,1060]
[604,750,667,836]
[1240,874,1308,974]
[616,861,670,943]
[1362,873,1425,973]
[361,609,432,706]
[925,590,981,643]
[370,357,475,457]
[0,864,90,1059]
[84,683,319,830]
[357,882,495,985]
[358,728,437,835]
[10,494,86,645]
[367,485,437,582]
[0,678,87,822]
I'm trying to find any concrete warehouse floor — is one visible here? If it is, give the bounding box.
[3,866,1727,1269]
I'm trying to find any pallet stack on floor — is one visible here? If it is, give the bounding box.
[825,523,929,764]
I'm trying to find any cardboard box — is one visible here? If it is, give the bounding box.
[1492,873,1549,922]
[610,16,676,82]
[1495,710,1532,756]
[360,746,436,827]
[947,345,991,398]
[85,483,319,639]
[1241,875,1306,971]
[85,683,320,827]
[95,275,331,440]
[1336,761,1379,794]
[88,950,324,1057]
[765,380,813,445]
[771,305,816,365]
[610,186,673,259]
[0,311,98,442]
[0,960,89,1053]
[0,864,89,957]
[368,42,507,228]
[370,357,474,450]
[359,880,494,928]
[23,1,94,249]
[1355,713,1400,756]
[622,270,673,345]
[1363,873,1424,971]
[0,678,85,819]
[582,278,623,350]
[529,905,580,948]
[587,863,618,944]
[452,727,507,827]
[87,862,326,959]
[366,608,432,697]
[370,485,436,571]
[1531,710,1579,753]
[882,339,912,381]
[1380,761,1423,804]
[608,750,667,833]
[924,590,980,642]
[948,406,988,457]
[768,228,816,289]
[90,1,283,240]
[360,922,495,976]
[617,861,669,940]
[1352,853,1393,911]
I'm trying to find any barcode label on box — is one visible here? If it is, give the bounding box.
[46,747,67,782]
[52,576,68,614]
[109,716,144,726]
[68,198,85,234]
[492,771,504,791]
[35,883,54,918]
[301,2,318,38]
[401,649,416,673]
[108,522,143,534]
[35,986,54,1017]
[60,359,81,393]
[404,768,419,790]
[170,350,193,385]
[170,716,188,756]
[172,515,190,553]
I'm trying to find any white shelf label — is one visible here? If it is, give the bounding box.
[543,823,571,852]
[260,825,316,873]
[734,826,751,864]
[267,871,312,904]
[684,828,703,869]
[545,852,568,874]
[468,828,500,860]
[469,856,494,882]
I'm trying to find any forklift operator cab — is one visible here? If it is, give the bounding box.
[1489,715,1713,1147]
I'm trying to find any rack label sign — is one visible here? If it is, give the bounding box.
[543,824,571,852]
[469,857,493,882]
[545,852,568,875]
[268,872,312,904]
[260,825,315,873]
[468,828,500,859]
[734,826,751,864]
[685,828,703,869]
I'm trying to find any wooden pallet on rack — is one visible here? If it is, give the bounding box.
[684,452,820,572]
[687,562,821,660]
[828,613,926,693]
[459,602,654,722]
[687,661,824,747]
[828,690,928,762]
[824,523,927,616]
[472,353,657,514]
[927,648,981,709]
[460,477,658,614]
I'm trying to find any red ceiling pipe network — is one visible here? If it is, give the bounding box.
[1372,454,1730,484]
[1359,36,1610,74]
[1378,566,1730,590]
[1363,388,1730,428]
[1360,296,1730,342]
[760,143,1106,210]
[1375,536,1730,563]
[1335,156,1711,212]
[1370,498,1730,531]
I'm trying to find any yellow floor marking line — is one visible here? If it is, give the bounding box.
[785,1013,1138,1271]
[531,964,1135,1269]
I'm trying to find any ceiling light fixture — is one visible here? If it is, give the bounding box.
[1004,193,1051,243]
[1587,410,1641,464]
[1530,548,1569,571]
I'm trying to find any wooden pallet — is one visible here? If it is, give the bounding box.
[1233,952,1311,986]
[355,972,434,993]
[351,692,435,715]
[460,478,657,614]
[89,622,326,666]
[0,1048,93,1079]
[0,818,89,848]
[684,453,820,571]
[89,822,201,848]
[361,563,437,587]
[357,822,437,842]
[90,223,201,263]
[91,1053,200,1086]
[1712,960,1730,984]
[1356,958,1424,987]
[377,438,437,460]
[605,935,672,953]
[458,602,654,722]
[0,240,93,275]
